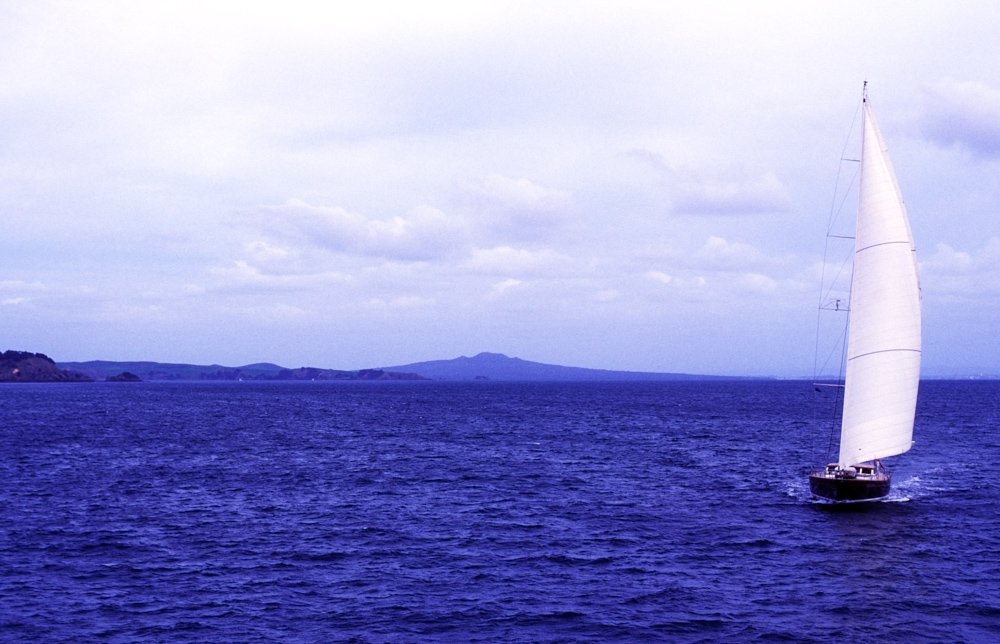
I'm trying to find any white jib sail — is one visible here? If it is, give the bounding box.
[838,99,922,467]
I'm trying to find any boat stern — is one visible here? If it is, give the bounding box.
[809,462,891,502]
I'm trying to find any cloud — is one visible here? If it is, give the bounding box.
[645,271,673,285]
[0,279,51,308]
[628,150,792,216]
[626,148,672,173]
[0,279,46,292]
[363,295,435,310]
[920,80,1000,157]
[592,289,620,302]
[464,245,573,276]
[190,260,352,295]
[684,236,786,272]
[922,242,974,273]
[738,272,779,294]
[921,238,1000,297]
[640,237,805,307]
[672,171,793,216]
[258,199,469,260]
[243,240,297,270]
[644,271,707,295]
[492,278,523,294]
[475,173,570,212]
[463,174,572,240]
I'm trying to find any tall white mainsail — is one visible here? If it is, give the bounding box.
[838,97,922,467]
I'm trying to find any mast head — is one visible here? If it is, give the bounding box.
[863,80,868,103]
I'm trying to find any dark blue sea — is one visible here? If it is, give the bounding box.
[2,380,998,642]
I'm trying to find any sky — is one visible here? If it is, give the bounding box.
[2,1,999,377]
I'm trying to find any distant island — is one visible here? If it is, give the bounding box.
[5,348,748,383]
[378,352,743,382]
[106,371,142,382]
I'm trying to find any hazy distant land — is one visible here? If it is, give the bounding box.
[3,350,742,382]
[54,361,424,383]
[378,352,741,382]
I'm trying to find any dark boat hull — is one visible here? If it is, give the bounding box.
[809,471,891,502]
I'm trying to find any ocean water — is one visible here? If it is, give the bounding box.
[1,380,998,642]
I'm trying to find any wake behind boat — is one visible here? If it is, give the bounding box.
[809,84,922,503]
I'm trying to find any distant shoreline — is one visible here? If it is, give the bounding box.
[56,352,758,383]
[6,348,994,383]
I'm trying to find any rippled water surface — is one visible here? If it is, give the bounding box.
[2,380,998,641]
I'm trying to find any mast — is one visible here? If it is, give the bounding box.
[837,90,922,467]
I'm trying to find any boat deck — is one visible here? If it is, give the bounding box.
[810,462,886,481]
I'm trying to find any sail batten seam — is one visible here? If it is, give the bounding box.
[848,348,921,362]
[855,240,912,254]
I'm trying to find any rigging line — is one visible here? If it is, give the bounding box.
[829,160,860,237]
[819,248,852,308]
[816,318,849,377]
[827,296,850,460]
[813,93,863,461]
[814,97,862,382]
[824,99,863,237]
[814,223,853,378]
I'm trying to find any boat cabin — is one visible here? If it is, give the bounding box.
[820,463,880,480]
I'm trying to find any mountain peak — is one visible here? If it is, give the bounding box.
[468,352,519,362]
[382,352,725,382]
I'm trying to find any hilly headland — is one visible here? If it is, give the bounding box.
[1,350,92,382]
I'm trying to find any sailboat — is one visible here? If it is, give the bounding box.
[809,85,922,502]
